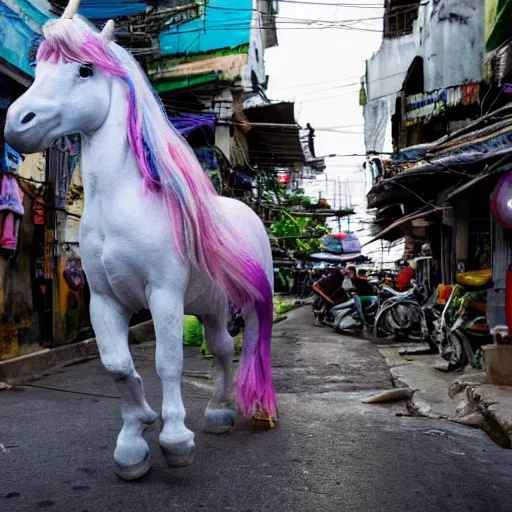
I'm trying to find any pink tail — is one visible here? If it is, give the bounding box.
[237,278,277,422]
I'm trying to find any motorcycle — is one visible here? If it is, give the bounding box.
[312,275,379,334]
[432,284,491,369]
[374,281,431,344]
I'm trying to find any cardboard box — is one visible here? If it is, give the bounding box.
[484,345,512,386]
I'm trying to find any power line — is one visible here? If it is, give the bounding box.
[208,1,385,9]
[207,7,384,24]
[169,23,383,33]
[277,0,423,8]
[268,76,364,91]
[299,89,361,102]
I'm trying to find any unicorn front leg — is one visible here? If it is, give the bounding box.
[89,294,159,480]
[147,288,196,467]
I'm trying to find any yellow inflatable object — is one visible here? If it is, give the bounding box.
[456,268,492,287]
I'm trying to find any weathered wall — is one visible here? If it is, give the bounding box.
[241,6,266,90]
[364,0,484,153]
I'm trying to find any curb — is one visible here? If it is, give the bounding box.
[453,382,512,448]
[0,321,155,385]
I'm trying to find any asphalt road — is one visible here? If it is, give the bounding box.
[2,307,512,512]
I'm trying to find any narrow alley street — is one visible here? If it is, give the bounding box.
[2,306,512,512]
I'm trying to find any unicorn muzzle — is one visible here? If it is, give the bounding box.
[5,99,62,154]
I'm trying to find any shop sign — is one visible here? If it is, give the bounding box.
[405,83,480,125]
[405,89,447,125]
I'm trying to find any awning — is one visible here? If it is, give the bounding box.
[363,206,451,246]
[149,53,247,90]
[243,102,305,168]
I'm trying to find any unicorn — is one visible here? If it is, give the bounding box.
[4,0,276,480]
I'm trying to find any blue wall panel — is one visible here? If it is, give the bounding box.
[159,0,252,57]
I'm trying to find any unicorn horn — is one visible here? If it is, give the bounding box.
[101,20,116,43]
[61,0,82,19]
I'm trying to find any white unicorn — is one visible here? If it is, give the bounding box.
[5,0,276,481]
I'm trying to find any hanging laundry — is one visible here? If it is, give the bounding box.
[0,174,24,216]
[33,188,46,225]
[0,174,24,251]
[461,84,480,105]
[1,212,20,250]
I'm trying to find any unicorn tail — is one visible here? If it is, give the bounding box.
[237,277,277,423]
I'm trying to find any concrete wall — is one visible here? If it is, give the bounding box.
[241,1,267,90]
[364,0,484,153]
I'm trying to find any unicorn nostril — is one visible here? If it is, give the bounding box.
[21,112,36,124]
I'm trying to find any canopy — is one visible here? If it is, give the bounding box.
[243,102,305,169]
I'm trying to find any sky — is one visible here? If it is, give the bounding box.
[265,0,383,156]
[263,0,403,264]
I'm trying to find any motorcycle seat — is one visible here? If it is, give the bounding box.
[381,286,410,297]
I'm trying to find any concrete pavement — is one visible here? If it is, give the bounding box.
[2,307,512,512]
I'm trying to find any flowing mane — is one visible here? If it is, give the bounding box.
[37,17,268,309]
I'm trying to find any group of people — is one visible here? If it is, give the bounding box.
[312,264,376,304]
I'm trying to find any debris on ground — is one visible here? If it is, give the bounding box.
[361,387,413,403]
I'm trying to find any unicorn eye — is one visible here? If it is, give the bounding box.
[78,64,93,79]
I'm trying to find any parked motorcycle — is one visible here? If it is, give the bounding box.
[312,273,379,334]
[374,281,431,344]
[432,284,491,369]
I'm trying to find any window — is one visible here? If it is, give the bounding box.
[383,0,420,39]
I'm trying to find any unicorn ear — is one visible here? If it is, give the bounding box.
[101,19,116,43]
[61,0,82,19]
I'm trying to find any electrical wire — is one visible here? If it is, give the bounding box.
[168,23,383,33]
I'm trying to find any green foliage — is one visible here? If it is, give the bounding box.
[268,210,330,257]
[273,296,295,316]
[183,315,204,346]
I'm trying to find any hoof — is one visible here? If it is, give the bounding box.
[204,408,236,434]
[160,436,196,467]
[114,451,151,481]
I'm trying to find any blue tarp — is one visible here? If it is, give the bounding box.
[0,0,53,77]
[0,2,38,76]
[160,0,252,57]
[76,0,146,20]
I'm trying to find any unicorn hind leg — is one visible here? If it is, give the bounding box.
[202,312,236,434]
[90,294,159,481]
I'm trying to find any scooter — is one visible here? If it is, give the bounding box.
[313,278,379,334]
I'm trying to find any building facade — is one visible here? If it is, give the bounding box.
[362,0,512,336]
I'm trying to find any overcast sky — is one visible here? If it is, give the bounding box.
[265,1,384,157]
[263,1,403,263]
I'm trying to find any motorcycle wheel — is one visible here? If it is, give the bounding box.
[444,331,467,370]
